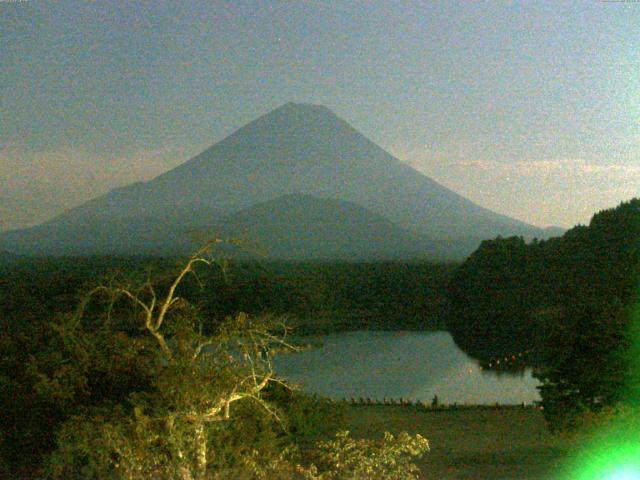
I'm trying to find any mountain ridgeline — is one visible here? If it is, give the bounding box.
[1,103,552,259]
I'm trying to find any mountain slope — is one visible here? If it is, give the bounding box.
[0,103,546,258]
[0,195,439,259]
[215,194,439,260]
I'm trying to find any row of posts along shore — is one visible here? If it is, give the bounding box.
[327,396,542,410]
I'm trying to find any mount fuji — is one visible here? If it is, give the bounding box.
[0,103,549,259]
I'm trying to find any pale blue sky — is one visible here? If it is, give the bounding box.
[1,0,638,230]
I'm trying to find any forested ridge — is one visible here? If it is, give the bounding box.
[0,259,453,334]
[447,198,640,429]
[0,257,443,477]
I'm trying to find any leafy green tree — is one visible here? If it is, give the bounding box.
[446,235,543,362]
[297,430,429,480]
[534,199,640,431]
[446,198,640,432]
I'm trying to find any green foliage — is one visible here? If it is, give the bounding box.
[265,384,345,447]
[199,261,454,332]
[447,198,640,432]
[535,200,640,432]
[446,235,544,361]
[238,430,429,480]
[555,403,639,444]
[0,258,453,336]
[0,248,292,478]
[0,255,170,439]
[0,248,438,477]
[43,308,294,479]
[297,430,429,480]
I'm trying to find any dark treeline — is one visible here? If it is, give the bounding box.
[202,261,454,333]
[447,198,640,430]
[0,258,455,334]
[0,256,450,475]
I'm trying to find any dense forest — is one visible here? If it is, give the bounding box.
[447,198,640,430]
[0,258,453,334]
[0,256,444,477]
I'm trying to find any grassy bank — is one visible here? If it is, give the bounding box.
[343,404,572,479]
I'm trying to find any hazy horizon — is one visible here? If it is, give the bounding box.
[2,1,638,231]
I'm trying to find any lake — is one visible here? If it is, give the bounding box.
[273,331,541,405]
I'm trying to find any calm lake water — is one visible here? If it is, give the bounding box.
[273,331,541,405]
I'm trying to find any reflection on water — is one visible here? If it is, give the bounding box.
[273,331,540,405]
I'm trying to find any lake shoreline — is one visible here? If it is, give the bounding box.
[275,330,542,406]
[325,397,541,409]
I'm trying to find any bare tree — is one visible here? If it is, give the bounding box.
[54,240,298,480]
[46,241,429,480]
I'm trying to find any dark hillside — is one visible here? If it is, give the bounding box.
[446,198,640,430]
[215,194,441,261]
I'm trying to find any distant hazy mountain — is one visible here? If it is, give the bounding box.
[542,226,567,238]
[215,194,439,260]
[0,102,549,259]
[0,216,202,257]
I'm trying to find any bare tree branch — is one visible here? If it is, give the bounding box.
[155,256,212,331]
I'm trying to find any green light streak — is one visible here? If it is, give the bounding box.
[561,424,640,480]
[560,293,640,480]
